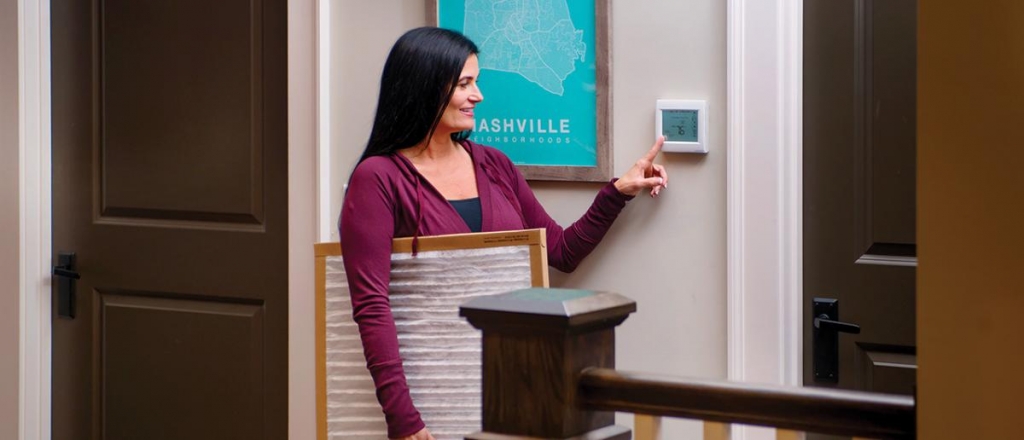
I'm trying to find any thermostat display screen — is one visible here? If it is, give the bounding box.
[661,109,699,143]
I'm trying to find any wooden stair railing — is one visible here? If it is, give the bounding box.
[580,368,914,439]
[460,288,915,440]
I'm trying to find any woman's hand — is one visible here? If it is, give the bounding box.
[614,136,668,197]
[393,427,435,440]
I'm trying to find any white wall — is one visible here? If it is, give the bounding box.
[0,0,21,437]
[329,2,726,438]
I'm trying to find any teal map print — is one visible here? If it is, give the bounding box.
[438,0,598,168]
[463,0,586,96]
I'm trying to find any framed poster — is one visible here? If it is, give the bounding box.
[429,0,612,182]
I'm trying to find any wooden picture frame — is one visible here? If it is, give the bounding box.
[315,229,549,440]
[428,0,612,182]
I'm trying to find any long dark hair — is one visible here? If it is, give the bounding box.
[358,27,479,163]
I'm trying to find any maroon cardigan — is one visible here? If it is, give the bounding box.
[339,140,632,438]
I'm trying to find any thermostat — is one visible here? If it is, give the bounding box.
[656,99,708,153]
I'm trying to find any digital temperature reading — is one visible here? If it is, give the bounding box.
[661,109,699,143]
[655,100,708,153]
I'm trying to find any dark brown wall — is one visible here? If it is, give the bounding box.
[918,1,1024,438]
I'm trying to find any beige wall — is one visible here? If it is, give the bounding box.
[329,0,429,223]
[918,1,1024,439]
[330,2,726,438]
[0,0,21,437]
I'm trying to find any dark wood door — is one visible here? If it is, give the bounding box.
[50,1,287,439]
[803,0,917,415]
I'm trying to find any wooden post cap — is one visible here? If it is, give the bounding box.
[461,288,635,439]
[460,288,636,334]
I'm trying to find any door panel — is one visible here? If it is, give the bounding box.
[803,0,917,412]
[51,0,287,438]
[856,0,917,265]
[865,0,916,249]
[101,294,265,439]
[855,344,916,395]
[99,0,264,225]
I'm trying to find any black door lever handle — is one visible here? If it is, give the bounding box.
[814,315,861,334]
[52,267,80,279]
[813,298,861,382]
[53,252,79,319]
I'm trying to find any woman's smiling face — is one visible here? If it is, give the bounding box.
[437,54,483,135]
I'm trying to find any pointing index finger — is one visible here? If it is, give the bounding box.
[643,136,665,161]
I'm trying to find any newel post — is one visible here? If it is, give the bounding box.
[460,288,636,440]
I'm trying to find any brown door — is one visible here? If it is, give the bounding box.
[50,0,287,439]
[803,0,917,420]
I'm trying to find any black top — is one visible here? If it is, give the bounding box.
[449,197,482,233]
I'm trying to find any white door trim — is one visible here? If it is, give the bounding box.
[19,0,53,438]
[316,0,332,243]
[727,0,803,438]
[289,0,320,438]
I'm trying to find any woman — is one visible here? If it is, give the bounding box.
[340,27,667,440]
